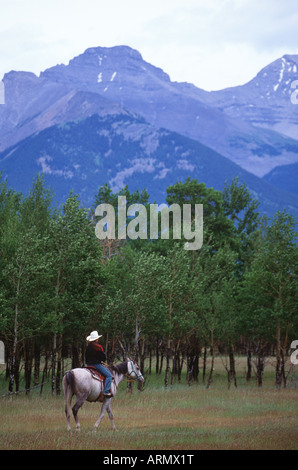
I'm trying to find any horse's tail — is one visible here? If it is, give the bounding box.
[64,370,76,394]
[63,370,75,431]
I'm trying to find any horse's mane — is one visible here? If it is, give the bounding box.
[107,361,128,376]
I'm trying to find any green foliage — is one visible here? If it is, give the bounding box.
[0,173,297,392]
[240,211,298,341]
[166,177,235,250]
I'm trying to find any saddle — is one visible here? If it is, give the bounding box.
[85,365,105,382]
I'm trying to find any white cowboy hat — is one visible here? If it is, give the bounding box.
[86,330,102,342]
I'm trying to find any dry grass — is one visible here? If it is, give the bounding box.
[1,357,298,450]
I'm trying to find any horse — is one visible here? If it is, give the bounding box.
[62,358,144,432]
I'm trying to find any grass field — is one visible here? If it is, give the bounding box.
[1,357,298,450]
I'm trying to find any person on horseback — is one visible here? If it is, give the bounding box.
[85,331,113,398]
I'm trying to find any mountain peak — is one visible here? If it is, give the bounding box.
[3,70,39,85]
[282,53,298,64]
[255,54,298,80]
[65,45,144,70]
[40,44,171,97]
[252,55,298,97]
[81,45,143,61]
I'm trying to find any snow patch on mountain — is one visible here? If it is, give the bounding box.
[37,155,74,179]
[273,57,286,92]
[154,166,171,180]
[110,157,156,191]
[177,159,195,172]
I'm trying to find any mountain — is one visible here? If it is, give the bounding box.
[38,46,298,177]
[2,46,298,177]
[263,161,298,196]
[1,113,298,221]
[0,45,297,220]
[209,55,298,140]
[0,69,130,152]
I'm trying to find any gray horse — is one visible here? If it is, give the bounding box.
[62,358,144,432]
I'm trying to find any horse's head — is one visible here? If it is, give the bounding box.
[127,358,145,391]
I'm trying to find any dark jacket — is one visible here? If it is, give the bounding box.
[85,341,106,365]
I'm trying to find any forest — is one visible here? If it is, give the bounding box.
[0,173,297,395]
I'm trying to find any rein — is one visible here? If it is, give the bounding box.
[100,359,143,383]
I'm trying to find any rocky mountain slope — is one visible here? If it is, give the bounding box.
[209,55,298,139]
[1,113,297,221]
[0,45,297,219]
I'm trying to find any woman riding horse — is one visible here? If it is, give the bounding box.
[85,331,113,398]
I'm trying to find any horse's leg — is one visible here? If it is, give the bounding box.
[93,398,113,432]
[72,392,89,431]
[65,395,72,432]
[106,401,116,431]
[63,374,73,432]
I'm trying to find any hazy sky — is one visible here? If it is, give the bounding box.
[0,0,297,90]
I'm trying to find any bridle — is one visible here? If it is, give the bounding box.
[126,359,144,381]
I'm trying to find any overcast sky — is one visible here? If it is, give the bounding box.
[0,0,297,90]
